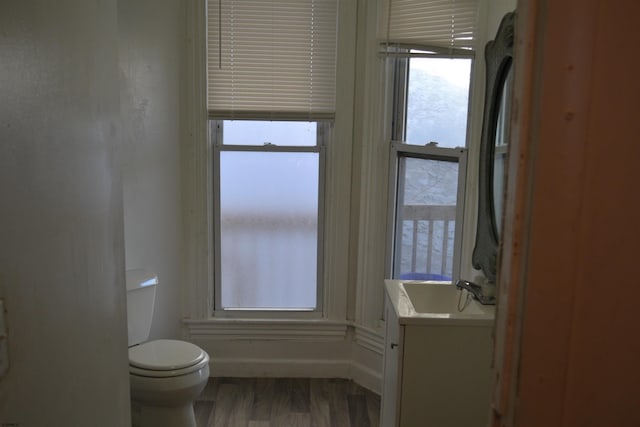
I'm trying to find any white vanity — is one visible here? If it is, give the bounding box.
[381,280,495,427]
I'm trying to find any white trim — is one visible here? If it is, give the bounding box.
[209,356,383,395]
[184,318,348,341]
[352,0,391,331]
[182,0,357,324]
[210,120,328,315]
[209,358,352,379]
[351,324,385,394]
[320,0,357,321]
[353,324,385,355]
[182,0,212,320]
[350,359,383,396]
[387,144,469,282]
[190,321,385,393]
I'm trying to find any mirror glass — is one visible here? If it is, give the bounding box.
[492,67,513,238]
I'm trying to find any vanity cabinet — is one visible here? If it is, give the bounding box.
[381,291,494,427]
[381,293,403,426]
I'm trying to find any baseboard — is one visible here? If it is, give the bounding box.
[187,319,385,393]
[209,357,352,379]
[208,355,382,395]
[350,359,382,395]
[351,325,384,394]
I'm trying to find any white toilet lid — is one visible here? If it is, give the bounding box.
[129,339,206,371]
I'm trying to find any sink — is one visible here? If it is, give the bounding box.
[382,280,495,426]
[401,282,492,315]
[384,280,495,324]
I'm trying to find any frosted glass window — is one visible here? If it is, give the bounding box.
[406,57,472,148]
[394,157,459,280]
[219,151,319,309]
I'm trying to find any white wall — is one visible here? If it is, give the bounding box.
[0,1,130,425]
[119,0,184,340]
[485,0,518,40]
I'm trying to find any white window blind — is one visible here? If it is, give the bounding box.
[379,0,479,52]
[207,0,338,120]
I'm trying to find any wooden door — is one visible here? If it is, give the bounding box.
[491,1,640,426]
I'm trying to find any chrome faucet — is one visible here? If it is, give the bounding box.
[455,279,496,305]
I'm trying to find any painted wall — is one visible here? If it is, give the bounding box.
[119,0,184,340]
[0,1,130,425]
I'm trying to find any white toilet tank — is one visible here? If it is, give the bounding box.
[125,269,158,347]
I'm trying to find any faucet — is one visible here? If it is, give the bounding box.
[455,279,496,305]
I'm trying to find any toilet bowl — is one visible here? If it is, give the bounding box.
[126,270,210,427]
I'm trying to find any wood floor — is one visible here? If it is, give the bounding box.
[194,377,380,427]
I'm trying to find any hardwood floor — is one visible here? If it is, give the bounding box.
[194,378,380,427]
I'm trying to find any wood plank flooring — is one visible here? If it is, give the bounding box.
[194,378,380,427]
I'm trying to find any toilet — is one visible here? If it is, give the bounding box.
[126,269,210,427]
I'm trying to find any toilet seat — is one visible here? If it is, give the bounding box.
[129,339,209,378]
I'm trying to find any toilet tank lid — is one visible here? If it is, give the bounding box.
[125,269,158,292]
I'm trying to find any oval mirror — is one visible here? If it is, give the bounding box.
[472,12,515,284]
[493,66,513,239]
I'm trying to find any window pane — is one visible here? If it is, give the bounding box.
[394,156,459,280]
[219,151,318,309]
[406,57,471,148]
[223,120,317,146]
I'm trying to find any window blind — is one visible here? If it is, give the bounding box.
[379,0,479,52]
[207,0,338,120]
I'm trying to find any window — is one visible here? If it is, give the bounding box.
[380,0,478,283]
[403,56,473,147]
[212,120,327,310]
[206,0,337,313]
[387,51,472,282]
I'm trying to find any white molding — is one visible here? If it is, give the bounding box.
[350,359,383,395]
[351,324,384,394]
[353,0,389,330]
[321,0,358,321]
[209,358,352,379]
[184,319,385,393]
[209,354,383,395]
[182,0,211,320]
[184,318,348,341]
[353,324,385,355]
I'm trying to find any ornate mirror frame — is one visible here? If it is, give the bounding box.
[472,12,515,284]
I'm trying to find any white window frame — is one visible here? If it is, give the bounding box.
[182,0,356,330]
[384,48,474,283]
[210,119,330,318]
[388,143,468,281]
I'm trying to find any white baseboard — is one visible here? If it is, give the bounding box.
[209,357,352,379]
[350,359,382,395]
[208,355,382,395]
[351,324,384,394]
[186,319,384,393]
